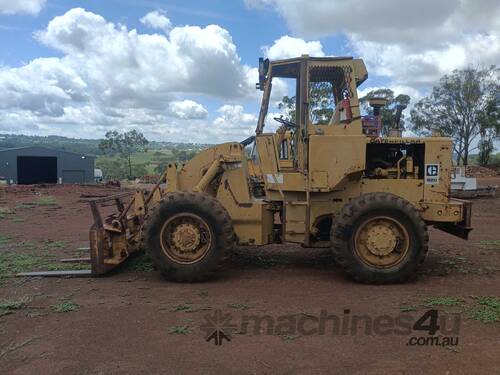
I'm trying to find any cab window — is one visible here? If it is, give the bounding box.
[308,66,350,125]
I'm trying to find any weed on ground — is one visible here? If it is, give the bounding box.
[0,237,88,285]
[227,303,250,310]
[168,325,191,334]
[479,240,500,250]
[468,296,500,323]
[0,296,31,317]
[401,296,500,324]
[51,298,80,313]
[124,253,155,272]
[423,297,464,307]
[35,196,59,206]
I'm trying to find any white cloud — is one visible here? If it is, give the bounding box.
[263,35,324,60]
[0,57,87,116]
[244,0,275,9]
[0,0,46,15]
[351,33,500,88]
[246,0,500,46]
[248,0,500,90]
[167,100,208,119]
[0,8,263,141]
[140,10,172,33]
[32,8,257,103]
[212,105,258,139]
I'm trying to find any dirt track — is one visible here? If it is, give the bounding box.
[0,181,499,374]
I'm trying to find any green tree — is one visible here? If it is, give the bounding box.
[97,159,148,181]
[278,95,297,123]
[359,88,411,136]
[172,149,197,163]
[278,82,335,125]
[477,94,500,166]
[309,82,335,125]
[152,149,197,174]
[96,158,129,181]
[153,156,174,175]
[98,130,149,179]
[278,86,411,132]
[411,66,499,166]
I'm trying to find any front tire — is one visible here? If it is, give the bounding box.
[144,192,235,282]
[331,193,429,284]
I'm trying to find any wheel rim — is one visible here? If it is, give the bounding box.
[159,213,212,264]
[354,216,410,268]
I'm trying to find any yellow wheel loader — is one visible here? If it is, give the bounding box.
[88,55,472,284]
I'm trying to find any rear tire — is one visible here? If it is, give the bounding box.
[144,192,235,282]
[331,192,428,284]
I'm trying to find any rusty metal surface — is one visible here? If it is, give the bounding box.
[88,190,147,275]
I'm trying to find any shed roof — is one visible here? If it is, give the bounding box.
[0,146,95,159]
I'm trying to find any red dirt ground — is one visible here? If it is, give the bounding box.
[0,180,499,374]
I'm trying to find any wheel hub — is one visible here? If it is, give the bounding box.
[365,224,397,256]
[354,216,410,268]
[159,213,212,264]
[172,224,201,252]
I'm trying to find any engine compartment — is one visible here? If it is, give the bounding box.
[365,143,425,180]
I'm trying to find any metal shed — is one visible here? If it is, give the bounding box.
[0,146,95,184]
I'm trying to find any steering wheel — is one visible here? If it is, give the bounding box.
[273,116,297,129]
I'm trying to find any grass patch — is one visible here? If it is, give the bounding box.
[423,297,464,307]
[227,303,250,310]
[400,305,418,312]
[51,298,80,313]
[170,304,211,313]
[0,234,12,245]
[15,203,36,209]
[168,325,190,334]
[0,237,88,284]
[414,296,500,325]
[0,250,88,284]
[0,207,13,220]
[468,296,500,323]
[281,334,300,341]
[35,196,58,206]
[10,218,25,223]
[124,253,155,272]
[0,296,31,317]
[171,304,193,312]
[479,240,500,250]
[42,240,68,249]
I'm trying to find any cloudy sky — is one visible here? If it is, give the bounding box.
[0,0,498,143]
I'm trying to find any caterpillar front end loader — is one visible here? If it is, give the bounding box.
[89,55,472,284]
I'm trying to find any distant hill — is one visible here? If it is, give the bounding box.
[0,133,211,156]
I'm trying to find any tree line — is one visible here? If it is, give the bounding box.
[97,130,198,180]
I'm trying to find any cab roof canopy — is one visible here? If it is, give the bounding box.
[263,55,368,87]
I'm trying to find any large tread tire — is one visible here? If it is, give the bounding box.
[144,191,235,282]
[331,192,429,284]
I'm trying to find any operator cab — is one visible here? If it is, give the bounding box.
[249,55,368,175]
